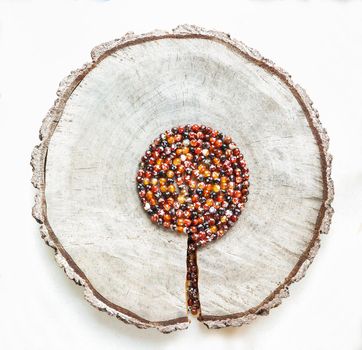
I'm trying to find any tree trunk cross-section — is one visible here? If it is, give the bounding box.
[31,25,334,333]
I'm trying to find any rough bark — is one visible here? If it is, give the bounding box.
[31,24,333,332]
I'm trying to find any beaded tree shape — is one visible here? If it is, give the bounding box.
[136,124,250,315]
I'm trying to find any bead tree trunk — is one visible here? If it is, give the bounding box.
[31,25,333,333]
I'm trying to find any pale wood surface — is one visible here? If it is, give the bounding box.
[31,25,333,332]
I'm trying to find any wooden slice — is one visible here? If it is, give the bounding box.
[31,25,333,332]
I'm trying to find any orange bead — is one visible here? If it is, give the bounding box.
[206,198,214,207]
[164,214,171,222]
[166,197,174,206]
[177,218,184,226]
[189,180,197,189]
[166,170,174,178]
[215,139,223,148]
[178,165,185,173]
[191,194,199,202]
[173,158,181,166]
[176,177,183,185]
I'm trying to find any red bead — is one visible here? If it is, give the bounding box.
[230,215,238,223]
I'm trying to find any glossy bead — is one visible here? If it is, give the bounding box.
[212,184,221,193]
[166,170,174,178]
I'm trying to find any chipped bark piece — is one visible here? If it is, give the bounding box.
[31,25,333,333]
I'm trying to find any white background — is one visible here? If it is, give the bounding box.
[0,0,361,349]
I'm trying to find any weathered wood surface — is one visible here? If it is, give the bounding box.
[31,25,333,332]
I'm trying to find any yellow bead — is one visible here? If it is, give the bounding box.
[212,171,220,179]
[160,185,168,192]
[198,164,206,173]
[159,178,167,185]
[204,170,211,177]
[168,184,176,193]
[177,195,186,204]
[212,184,220,192]
[151,178,158,185]
[197,182,205,189]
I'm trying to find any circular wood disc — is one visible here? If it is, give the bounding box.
[31,25,334,333]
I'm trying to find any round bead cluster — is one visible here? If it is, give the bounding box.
[136,124,249,246]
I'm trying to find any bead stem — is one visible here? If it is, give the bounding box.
[186,236,200,316]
